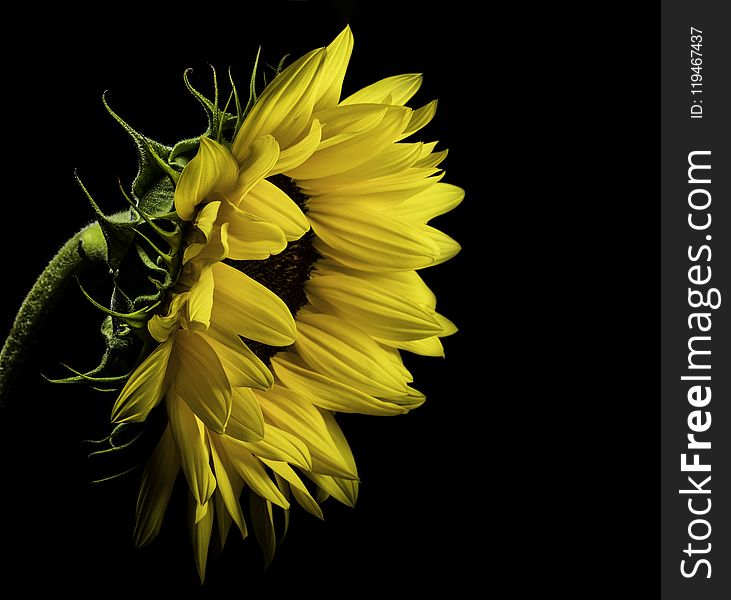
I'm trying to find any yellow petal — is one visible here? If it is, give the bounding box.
[213,492,233,552]
[270,118,323,176]
[305,142,425,190]
[415,146,448,168]
[237,422,311,470]
[434,312,458,336]
[174,138,238,221]
[172,331,232,434]
[293,311,409,396]
[380,336,445,358]
[398,100,438,140]
[183,201,221,264]
[272,474,291,538]
[376,343,414,382]
[249,495,276,568]
[307,203,440,272]
[390,183,464,223]
[221,438,290,509]
[167,393,216,507]
[389,386,427,411]
[305,273,443,341]
[304,473,358,508]
[300,168,442,201]
[228,135,280,203]
[286,105,411,180]
[261,459,323,519]
[189,495,215,584]
[256,385,357,479]
[312,266,440,319]
[243,179,310,242]
[224,387,265,442]
[202,322,273,390]
[212,262,296,347]
[209,434,248,537]
[148,292,189,342]
[312,26,354,112]
[186,265,215,332]
[422,226,462,265]
[341,73,423,106]
[318,409,358,478]
[179,220,230,294]
[134,425,180,548]
[232,49,326,159]
[223,201,287,260]
[271,352,407,416]
[111,336,174,423]
[180,218,229,288]
[323,268,436,309]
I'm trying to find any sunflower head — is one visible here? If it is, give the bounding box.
[44,25,462,582]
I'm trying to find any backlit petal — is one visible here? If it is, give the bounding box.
[222,438,290,509]
[134,425,180,547]
[381,336,446,358]
[173,331,232,434]
[341,73,422,106]
[209,434,248,536]
[390,183,465,223]
[398,100,438,140]
[167,393,216,507]
[224,387,266,442]
[304,473,358,508]
[237,423,311,470]
[189,495,215,584]
[249,495,276,567]
[318,409,358,479]
[111,336,173,423]
[261,459,323,519]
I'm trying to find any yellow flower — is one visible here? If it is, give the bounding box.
[111,25,462,581]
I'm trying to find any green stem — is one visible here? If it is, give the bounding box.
[0,222,107,412]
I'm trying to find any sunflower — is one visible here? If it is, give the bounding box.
[105,25,461,581]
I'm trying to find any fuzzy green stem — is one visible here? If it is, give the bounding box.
[0,222,108,412]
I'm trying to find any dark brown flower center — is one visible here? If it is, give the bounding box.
[224,175,318,364]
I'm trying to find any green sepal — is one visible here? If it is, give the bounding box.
[75,173,136,271]
[244,47,262,117]
[183,67,237,140]
[135,243,174,290]
[102,93,177,200]
[228,66,244,142]
[77,279,160,328]
[47,363,133,385]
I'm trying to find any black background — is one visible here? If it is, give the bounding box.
[0,1,485,594]
[661,3,731,599]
